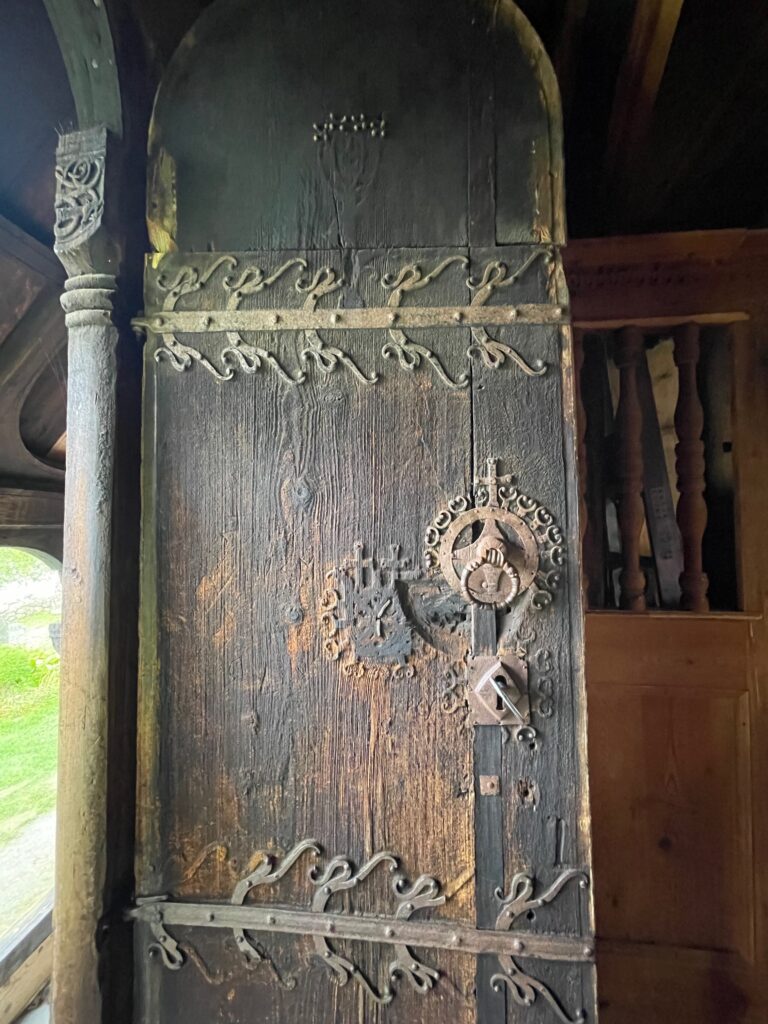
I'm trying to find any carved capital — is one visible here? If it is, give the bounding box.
[54,125,118,279]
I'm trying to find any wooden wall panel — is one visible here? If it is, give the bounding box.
[587,611,758,1020]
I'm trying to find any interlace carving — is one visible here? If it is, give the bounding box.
[54,126,106,253]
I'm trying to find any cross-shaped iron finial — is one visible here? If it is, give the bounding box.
[475,458,513,508]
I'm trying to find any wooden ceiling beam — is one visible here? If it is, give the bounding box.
[0,212,63,284]
[553,0,591,117]
[0,287,66,487]
[602,0,685,192]
[42,0,122,135]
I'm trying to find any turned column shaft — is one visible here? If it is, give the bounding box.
[615,326,647,610]
[51,125,124,1024]
[674,323,709,612]
[53,273,117,1022]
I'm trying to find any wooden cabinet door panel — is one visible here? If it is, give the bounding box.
[587,613,764,1023]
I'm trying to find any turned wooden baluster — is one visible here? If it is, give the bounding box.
[615,326,647,610]
[674,323,710,611]
[574,329,590,605]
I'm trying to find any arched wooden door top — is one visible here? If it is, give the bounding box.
[147,0,565,254]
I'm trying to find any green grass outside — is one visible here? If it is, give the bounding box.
[0,645,59,846]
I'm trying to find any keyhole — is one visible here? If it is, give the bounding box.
[494,676,509,714]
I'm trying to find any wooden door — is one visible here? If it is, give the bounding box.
[132,3,597,1022]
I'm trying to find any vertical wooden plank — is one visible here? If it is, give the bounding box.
[469,246,597,1022]
[137,249,477,1024]
[472,607,506,1024]
[673,323,709,612]
[580,335,610,609]
[574,329,590,606]
[730,318,768,989]
[614,326,647,610]
[468,7,496,248]
[474,725,506,1022]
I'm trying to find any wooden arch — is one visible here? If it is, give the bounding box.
[42,0,122,134]
[146,0,566,252]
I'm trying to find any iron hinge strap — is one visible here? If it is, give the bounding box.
[133,303,568,335]
[127,898,594,964]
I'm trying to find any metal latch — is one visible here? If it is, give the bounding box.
[467,653,530,726]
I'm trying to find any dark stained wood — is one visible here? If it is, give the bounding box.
[0,486,63,560]
[474,727,506,1024]
[580,335,610,609]
[18,347,67,467]
[147,0,563,253]
[134,2,595,1022]
[41,0,121,134]
[574,330,589,604]
[138,249,478,1024]
[51,123,145,1024]
[0,287,66,488]
[0,212,63,283]
[601,0,685,214]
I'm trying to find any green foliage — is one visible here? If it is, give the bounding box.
[0,551,61,853]
[0,647,59,845]
[0,645,60,698]
[0,549,52,586]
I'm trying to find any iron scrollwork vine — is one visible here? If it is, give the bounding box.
[147,257,375,385]
[492,870,591,1024]
[136,248,561,387]
[136,841,593,1019]
[310,851,444,1004]
[142,841,444,1006]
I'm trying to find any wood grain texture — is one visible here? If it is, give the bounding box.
[135,3,593,1021]
[587,612,757,1021]
[137,250,478,1023]
[148,0,563,253]
[636,349,683,608]
[562,229,768,1021]
[565,232,768,1021]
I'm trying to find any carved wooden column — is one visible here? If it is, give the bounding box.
[52,125,121,1024]
[615,326,647,610]
[674,322,710,611]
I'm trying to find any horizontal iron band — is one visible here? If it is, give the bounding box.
[133,304,568,335]
[128,899,594,963]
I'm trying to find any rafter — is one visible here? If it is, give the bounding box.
[553,0,591,119]
[602,0,685,193]
[0,212,63,283]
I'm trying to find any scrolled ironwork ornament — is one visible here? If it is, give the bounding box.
[424,459,564,611]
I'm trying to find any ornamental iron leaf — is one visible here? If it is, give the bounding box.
[492,869,590,1024]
